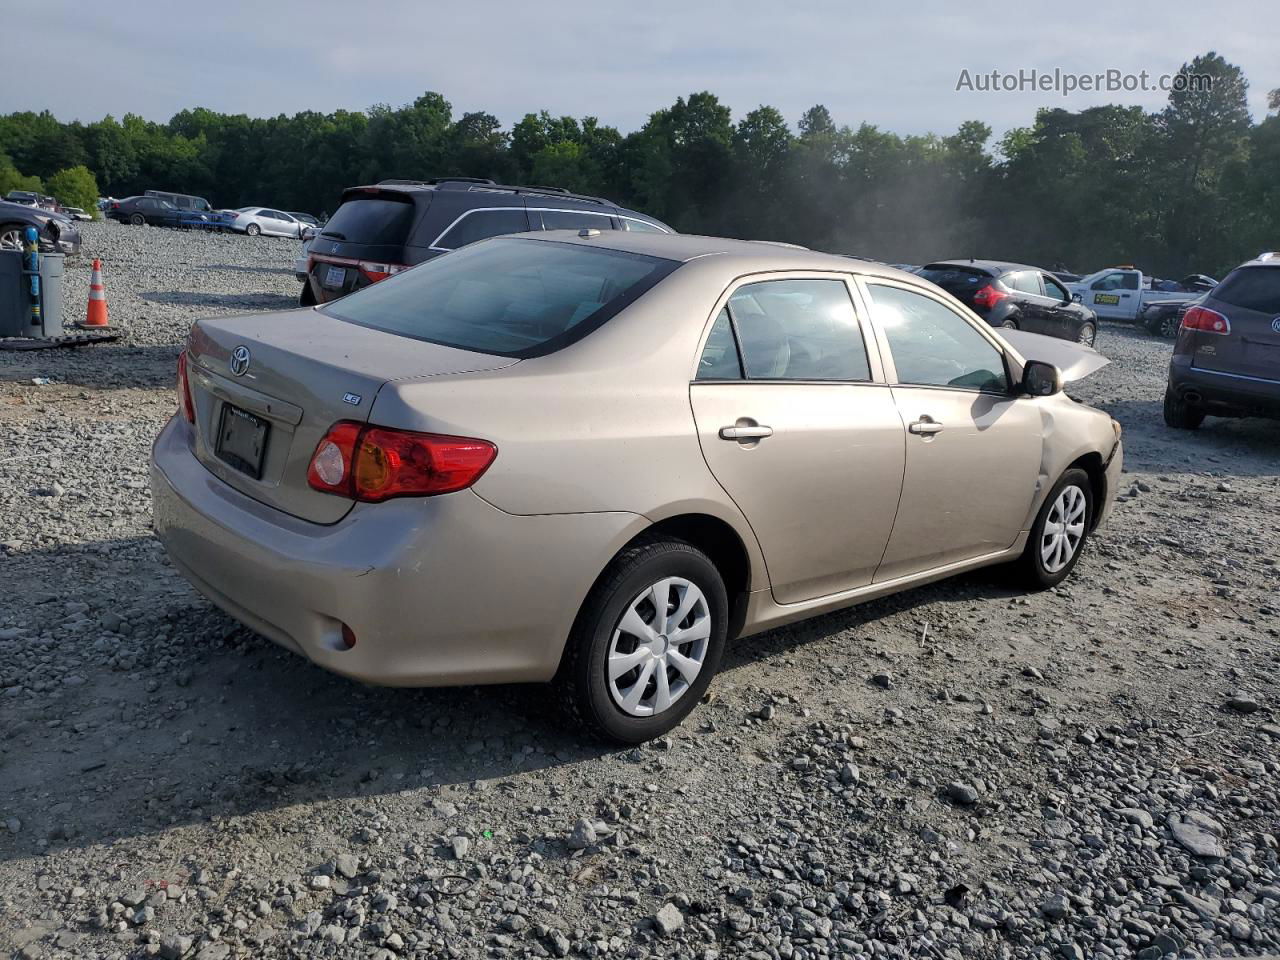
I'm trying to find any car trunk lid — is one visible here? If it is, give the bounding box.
[185,308,516,523]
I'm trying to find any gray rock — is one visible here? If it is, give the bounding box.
[945,781,980,805]
[1225,692,1260,713]
[334,853,359,879]
[1168,816,1227,859]
[1040,895,1069,919]
[450,835,470,859]
[567,818,597,850]
[652,902,684,936]
[159,933,193,960]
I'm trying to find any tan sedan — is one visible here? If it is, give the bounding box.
[151,231,1122,742]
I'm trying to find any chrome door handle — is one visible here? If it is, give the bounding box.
[908,417,944,436]
[719,422,773,441]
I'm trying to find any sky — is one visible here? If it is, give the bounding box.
[9,0,1278,140]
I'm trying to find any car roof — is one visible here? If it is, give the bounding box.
[923,259,1045,275]
[517,230,924,280]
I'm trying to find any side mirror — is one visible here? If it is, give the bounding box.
[1071,292,1082,303]
[1022,360,1062,397]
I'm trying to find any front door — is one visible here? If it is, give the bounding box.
[860,279,1043,581]
[689,276,906,604]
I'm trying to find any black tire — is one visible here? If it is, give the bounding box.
[1011,467,1094,590]
[129,213,145,226]
[1158,313,1181,339]
[1163,386,1204,430]
[245,222,261,237]
[1077,321,1097,346]
[1000,318,1019,329]
[553,537,728,743]
[299,282,317,307]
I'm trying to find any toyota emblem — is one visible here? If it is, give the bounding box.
[229,345,251,377]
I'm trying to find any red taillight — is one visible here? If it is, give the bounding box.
[307,421,496,502]
[1181,305,1231,335]
[357,261,407,284]
[176,351,195,423]
[973,284,1010,310]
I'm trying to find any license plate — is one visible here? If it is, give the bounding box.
[215,404,269,479]
[1093,294,1120,305]
[323,265,346,289]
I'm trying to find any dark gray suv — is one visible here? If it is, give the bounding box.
[1164,253,1280,428]
[302,178,672,305]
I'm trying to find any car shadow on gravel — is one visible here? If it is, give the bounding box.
[1100,399,1280,475]
[0,343,180,390]
[197,264,295,276]
[1,535,1031,865]
[138,290,300,310]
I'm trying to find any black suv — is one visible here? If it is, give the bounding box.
[1164,253,1280,428]
[918,260,1099,346]
[302,178,672,305]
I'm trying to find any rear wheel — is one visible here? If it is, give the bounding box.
[1076,321,1097,346]
[1000,318,1019,330]
[1012,468,1093,589]
[1158,313,1181,339]
[245,222,261,237]
[299,282,317,307]
[554,538,727,743]
[1163,386,1204,430]
[129,213,145,226]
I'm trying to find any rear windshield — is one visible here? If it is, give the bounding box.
[322,238,678,358]
[917,264,994,293]
[321,195,416,246]
[1213,267,1280,314]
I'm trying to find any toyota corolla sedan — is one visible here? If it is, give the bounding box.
[151,232,1122,742]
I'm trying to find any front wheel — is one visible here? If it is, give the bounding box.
[0,223,24,251]
[1012,468,1093,589]
[1163,386,1204,430]
[1076,321,1097,346]
[554,538,728,743]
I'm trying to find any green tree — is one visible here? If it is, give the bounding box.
[0,154,42,196]
[46,165,100,215]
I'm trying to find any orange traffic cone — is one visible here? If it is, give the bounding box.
[80,259,110,328]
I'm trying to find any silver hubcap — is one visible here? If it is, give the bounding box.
[1078,325,1095,345]
[0,228,21,250]
[1040,486,1086,573]
[607,577,710,717]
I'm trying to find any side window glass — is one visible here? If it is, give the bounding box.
[1043,276,1068,300]
[867,284,1008,393]
[622,218,666,233]
[1120,272,1139,290]
[539,210,615,232]
[1092,272,1121,291]
[696,308,742,380]
[729,279,870,381]
[437,209,530,249]
[1008,272,1042,296]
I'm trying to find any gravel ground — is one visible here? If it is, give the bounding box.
[1,220,1278,960]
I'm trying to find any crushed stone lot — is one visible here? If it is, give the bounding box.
[1,220,1279,960]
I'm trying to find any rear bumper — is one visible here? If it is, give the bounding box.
[1169,357,1280,418]
[150,417,643,686]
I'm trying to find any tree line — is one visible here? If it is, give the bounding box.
[1,52,1275,279]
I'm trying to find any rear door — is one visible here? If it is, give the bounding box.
[689,275,906,603]
[1197,266,1280,382]
[1005,271,1052,333]
[859,278,1042,580]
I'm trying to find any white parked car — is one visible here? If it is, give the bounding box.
[229,207,309,238]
